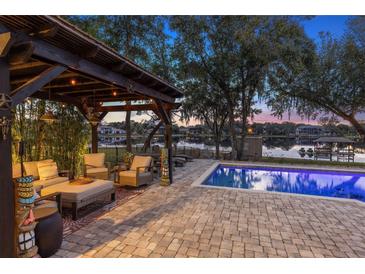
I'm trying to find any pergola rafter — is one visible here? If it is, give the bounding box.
[0,16,183,258]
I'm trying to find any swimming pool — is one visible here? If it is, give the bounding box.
[201,165,365,202]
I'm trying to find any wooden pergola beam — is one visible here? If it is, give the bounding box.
[1,25,176,103]
[31,24,59,38]
[86,96,146,103]
[98,111,108,120]
[11,65,67,106]
[10,71,79,85]
[96,104,156,112]
[95,102,180,113]
[59,87,121,95]
[8,42,35,66]
[32,90,82,107]
[29,38,175,103]
[10,60,47,72]
[0,32,15,57]
[44,80,102,90]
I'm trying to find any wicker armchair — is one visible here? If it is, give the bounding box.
[83,153,111,180]
[117,156,154,187]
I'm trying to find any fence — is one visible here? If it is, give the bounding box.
[96,145,233,166]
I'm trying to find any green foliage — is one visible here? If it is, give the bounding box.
[12,99,90,176]
[121,150,134,167]
[170,16,313,159]
[267,16,365,140]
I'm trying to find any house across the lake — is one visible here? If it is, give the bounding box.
[295,125,332,138]
[98,124,126,144]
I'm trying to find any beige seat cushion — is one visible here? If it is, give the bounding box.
[119,170,151,185]
[130,156,152,172]
[86,167,108,174]
[38,161,59,180]
[40,179,114,202]
[35,200,58,210]
[84,153,105,168]
[12,163,22,178]
[33,176,69,189]
[24,159,53,178]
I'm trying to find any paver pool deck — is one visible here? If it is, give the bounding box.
[54,159,365,258]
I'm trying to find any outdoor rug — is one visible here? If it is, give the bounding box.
[62,185,150,237]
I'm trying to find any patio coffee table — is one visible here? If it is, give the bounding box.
[40,179,115,220]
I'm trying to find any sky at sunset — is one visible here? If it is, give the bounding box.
[105,16,350,126]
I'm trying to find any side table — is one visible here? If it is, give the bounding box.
[34,207,63,258]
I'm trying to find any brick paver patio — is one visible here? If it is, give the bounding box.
[53,159,365,258]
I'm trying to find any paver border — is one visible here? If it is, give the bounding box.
[191,160,365,206]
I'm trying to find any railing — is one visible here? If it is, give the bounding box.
[96,145,231,165]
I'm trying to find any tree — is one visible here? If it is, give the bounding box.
[171,16,313,159]
[181,78,228,159]
[267,17,365,141]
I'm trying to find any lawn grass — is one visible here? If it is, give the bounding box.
[260,157,365,168]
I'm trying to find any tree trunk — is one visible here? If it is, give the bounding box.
[222,90,238,160]
[91,124,98,153]
[143,121,163,152]
[125,102,132,152]
[215,141,220,159]
[346,116,365,143]
[238,114,248,160]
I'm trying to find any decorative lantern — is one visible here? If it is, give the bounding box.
[40,87,58,124]
[0,93,12,141]
[14,176,38,258]
[0,116,11,141]
[160,148,170,186]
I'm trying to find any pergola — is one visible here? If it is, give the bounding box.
[0,16,183,257]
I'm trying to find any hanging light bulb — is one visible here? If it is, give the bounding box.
[112,90,117,97]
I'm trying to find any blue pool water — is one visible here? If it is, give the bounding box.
[202,165,365,202]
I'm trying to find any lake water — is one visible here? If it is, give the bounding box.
[99,138,365,163]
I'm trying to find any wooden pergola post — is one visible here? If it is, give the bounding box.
[91,124,98,153]
[164,121,173,184]
[0,58,15,258]
[154,100,174,184]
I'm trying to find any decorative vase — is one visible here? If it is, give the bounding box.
[14,176,38,258]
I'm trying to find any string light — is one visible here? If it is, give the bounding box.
[70,79,77,86]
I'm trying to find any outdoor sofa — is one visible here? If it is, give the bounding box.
[13,159,115,220]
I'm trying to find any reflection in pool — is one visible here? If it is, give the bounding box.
[202,166,365,202]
